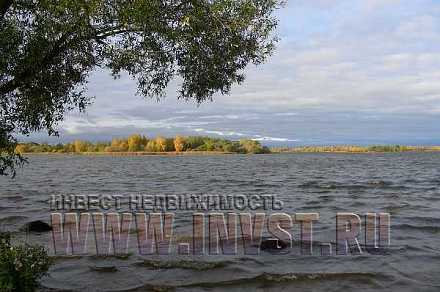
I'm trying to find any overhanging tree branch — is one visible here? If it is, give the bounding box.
[0,0,281,176]
[0,31,76,95]
[0,0,13,21]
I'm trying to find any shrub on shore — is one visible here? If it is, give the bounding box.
[0,233,51,292]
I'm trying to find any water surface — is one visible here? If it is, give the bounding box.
[1,153,440,291]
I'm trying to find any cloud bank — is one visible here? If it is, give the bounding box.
[24,0,440,145]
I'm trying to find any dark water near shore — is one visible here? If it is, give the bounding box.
[1,153,440,291]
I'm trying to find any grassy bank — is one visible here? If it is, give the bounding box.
[271,145,440,153]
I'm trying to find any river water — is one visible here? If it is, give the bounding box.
[1,153,440,291]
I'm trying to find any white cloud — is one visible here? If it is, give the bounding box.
[274,112,297,116]
[218,7,440,114]
[252,136,299,142]
[203,130,246,137]
[62,115,214,135]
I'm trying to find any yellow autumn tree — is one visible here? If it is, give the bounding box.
[73,140,88,153]
[174,135,187,152]
[109,138,129,152]
[155,136,167,152]
[145,140,159,152]
[15,144,28,154]
[127,134,143,152]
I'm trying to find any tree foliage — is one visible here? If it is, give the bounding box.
[0,0,282,175]
[0,232,52,291]
[15,133,270,154]
[239,138,269,153]
[174,135,187,152]
[127,134,148,151]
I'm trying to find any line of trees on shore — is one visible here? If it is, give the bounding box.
[15,135,270,154]
[16,137,440,155]
[271,145,440,153]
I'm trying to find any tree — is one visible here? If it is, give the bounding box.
[63,143,75,153]
[14,144,28,154]
[140,135,149,148]
[145,140,159,152]
[165,138,176,152]
[127,134,143,152]
[73,140,88,153]
[239,139,268,154]
[0,0,282,175]
[155,136,168,152]
[204,139,215,151]
[174,135,187,152]
[185,136,206,150]
[106,138,129,152]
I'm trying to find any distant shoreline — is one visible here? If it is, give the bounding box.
[20,149,440,156]
[271,145,440,153]
[273,150,440,154]
[16,135,270,155]
[17,135,440,155]
[20,151,235,156]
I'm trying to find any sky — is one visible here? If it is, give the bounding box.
[26,0,440,146]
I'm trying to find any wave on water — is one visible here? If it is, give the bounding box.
[394,223,440,234]
[112,272,390,292]
[135,259,231,271]
[181,272,387,286]
[298,180,402,191]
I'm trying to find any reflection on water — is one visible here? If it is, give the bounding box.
[1,153,440,291]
